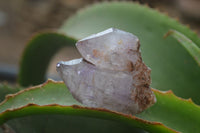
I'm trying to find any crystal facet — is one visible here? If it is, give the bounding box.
[57,28,156,114]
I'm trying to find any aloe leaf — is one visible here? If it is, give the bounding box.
[137,89,200,133]
[1,80,200,132]
[0,84,22,132]
[0,80,179,133]
[60,2,200,104]
[165,29,200,66]
[0,84,22,102]
[6,115,148,133]
[18,32,76,87]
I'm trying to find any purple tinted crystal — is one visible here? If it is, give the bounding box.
[57,28,156,115]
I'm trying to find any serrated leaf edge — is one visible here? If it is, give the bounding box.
[0,80,180,132]
[61,1,200,44]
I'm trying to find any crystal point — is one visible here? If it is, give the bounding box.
[76,28,140,71]
[57,28,156,115]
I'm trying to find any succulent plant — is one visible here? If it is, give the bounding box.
[0,2,200,133]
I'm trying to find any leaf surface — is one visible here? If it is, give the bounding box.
[0,80,178,133]
[165,29,200,66]
[0,84,22,102]
[18,32,76,87]
[0,80,200,133]
[137,89,200,133]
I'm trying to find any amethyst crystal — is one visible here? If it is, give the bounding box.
[57,28,156,114]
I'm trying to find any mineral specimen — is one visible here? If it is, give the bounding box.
[56,28,156,115]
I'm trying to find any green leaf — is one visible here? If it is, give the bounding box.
[1,80,200,133]
[0,80,80,113]
[165,29,200,66]
[60,2,200,104]
[6,115,148,133]
[18,32,76,87]
[137,89,200,133]
[0,83,22,102]
[0,84,22,132]
[0,80,179,133]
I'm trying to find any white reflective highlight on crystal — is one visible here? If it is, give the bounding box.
[79,28,114,41]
